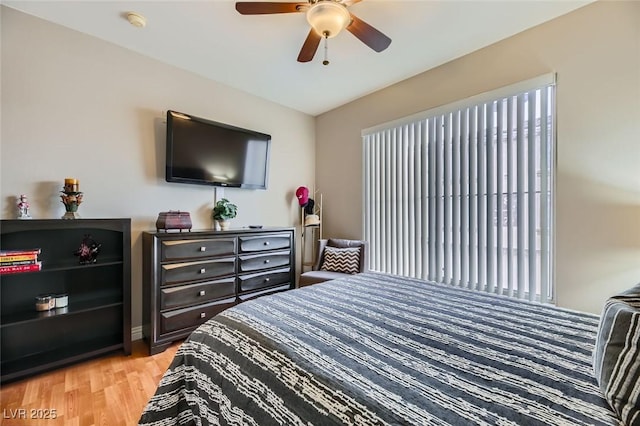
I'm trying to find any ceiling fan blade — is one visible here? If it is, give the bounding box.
[235,2,307,15]
[297,29,322,62]
[347,13,391,53]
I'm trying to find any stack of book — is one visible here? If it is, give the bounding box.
[0,249,42,274]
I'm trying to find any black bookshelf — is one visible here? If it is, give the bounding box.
[0,219,131,383]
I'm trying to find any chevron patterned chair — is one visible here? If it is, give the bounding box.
[299,238,369,287]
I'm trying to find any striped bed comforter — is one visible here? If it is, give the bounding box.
[139,272,619,426]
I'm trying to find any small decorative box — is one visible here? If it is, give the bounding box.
[156,211,192,232]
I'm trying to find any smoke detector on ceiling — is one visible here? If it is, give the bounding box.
[126,12,146,28]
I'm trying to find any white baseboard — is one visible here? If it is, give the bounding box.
[132,325,143,341]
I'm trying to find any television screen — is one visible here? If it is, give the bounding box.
[165,110,271,189]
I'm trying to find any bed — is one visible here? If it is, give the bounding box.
[139,272,633,426]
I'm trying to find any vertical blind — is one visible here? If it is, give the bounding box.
[362,75,555,302]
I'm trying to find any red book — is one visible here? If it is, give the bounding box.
[0,258,38,266]
[0,253,39,262]
[0,263,42,275]
[0,249,41,265]
[0,249,41,256]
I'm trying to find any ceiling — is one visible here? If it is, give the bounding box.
[4,0,593,116]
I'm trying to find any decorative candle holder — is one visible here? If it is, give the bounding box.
[60,178,83,219]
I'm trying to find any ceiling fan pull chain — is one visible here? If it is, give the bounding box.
[323,32,329,66]
[235,1,392,63]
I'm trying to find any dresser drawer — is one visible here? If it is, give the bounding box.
[239,250,290,273]
[160,277,236,311]
[160,297,236,334]
[239,234,291,253]
[239,284,291,302]
[161,257,236,285]
[238,268,291,294]
[161,238,236,261]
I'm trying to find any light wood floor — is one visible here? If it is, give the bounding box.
[0,340,181,426]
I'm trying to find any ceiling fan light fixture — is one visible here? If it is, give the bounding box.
[306,1,350,38]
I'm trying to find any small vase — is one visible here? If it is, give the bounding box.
[218,220,230,231]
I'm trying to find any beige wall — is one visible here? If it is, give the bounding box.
[316,0,640,314]
[2,1,639,323]
[0,7,316,328]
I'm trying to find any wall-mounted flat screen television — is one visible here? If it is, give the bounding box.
[165,110,271,189]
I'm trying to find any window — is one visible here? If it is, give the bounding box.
[362,75,555,302]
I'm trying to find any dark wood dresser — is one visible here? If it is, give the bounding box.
[142,227,295,354]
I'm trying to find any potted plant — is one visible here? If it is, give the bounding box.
[212,198,237,231]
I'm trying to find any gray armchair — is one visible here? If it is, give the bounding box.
[299,238,369,287]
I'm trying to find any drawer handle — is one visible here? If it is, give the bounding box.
[264,259,270,264]
[199,246,206,252]
[264,241,270,246]
[200,312,206,319]
[199,268,206,274]
[199,290,206,296]
[265,278,270,283]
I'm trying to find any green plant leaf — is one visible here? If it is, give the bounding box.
[212,198,238,220]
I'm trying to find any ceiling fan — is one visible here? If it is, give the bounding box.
[235,0,391,64]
